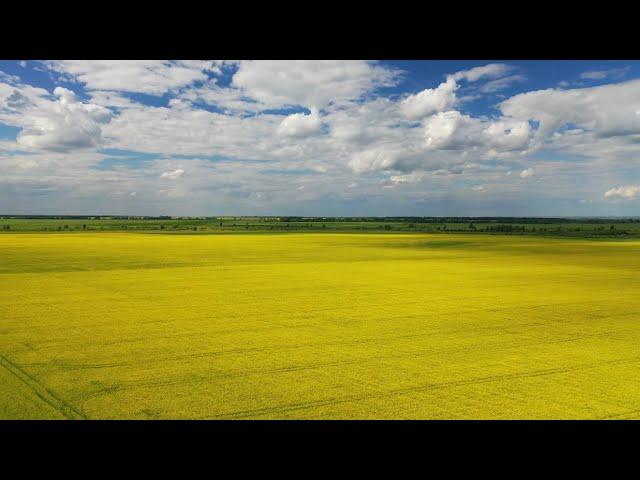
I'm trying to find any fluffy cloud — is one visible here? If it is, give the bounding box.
[161,169,185,179]
[424,111,477,149]
[389,172,427,184]
[14,87,112,152]
[177,82,264,114]
[0,80,50,112]
[349,147,400,174]
[399,64,520,121]
[327,97,403,146]
[45,61,223,95]
[499,79,640,143]
[400,77,458,120]
[422,111,531,153]
[520,168,534,178]
[100,102,286,158]
[604,185,639,199]
[4,61,640,215]
[277,109,323,138]
[424,110,485,150]
[451,63,514,83]
[484,119,532,152]
[231,60,399,109]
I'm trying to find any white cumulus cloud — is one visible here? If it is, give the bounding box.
[4,60,640,215]
[499,79,640,143]
[604,185,640,199]
[160,169,185,180]
[45,60,222,96]
[400,77,457,120]
[424,110,480,149]
[520,168,534,178]
[15,86,112,152]
[349,147,400,174]
[232,60,400,109]
[277,109,323,138]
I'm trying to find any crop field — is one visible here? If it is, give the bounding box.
[2,231,640,419]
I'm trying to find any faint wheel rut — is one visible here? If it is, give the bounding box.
[0,355,87,420]
[205,355,640,419]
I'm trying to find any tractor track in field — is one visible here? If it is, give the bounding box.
[0,355,87,420]
[597,408,640,419]
[203,354,640,419]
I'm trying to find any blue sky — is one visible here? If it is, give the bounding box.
[1,60,640,216]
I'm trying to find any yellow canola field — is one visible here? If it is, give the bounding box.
[2,232,640,419]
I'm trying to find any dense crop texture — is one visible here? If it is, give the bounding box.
[2,233,639,419]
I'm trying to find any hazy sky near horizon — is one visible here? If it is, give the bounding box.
[1,60,640,216]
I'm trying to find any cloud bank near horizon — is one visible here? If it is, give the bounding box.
[1,60,640,216]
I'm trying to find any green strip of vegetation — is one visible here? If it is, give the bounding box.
[1,215,640,238]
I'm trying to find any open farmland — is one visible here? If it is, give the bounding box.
[2,232,640,419]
